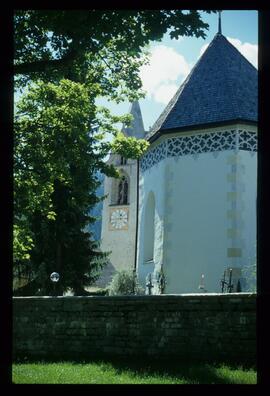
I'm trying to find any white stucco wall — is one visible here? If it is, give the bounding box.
[137,159,165,291]
[233,150,257,290]
[137,126,257,294]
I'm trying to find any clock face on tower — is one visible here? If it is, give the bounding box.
[109,208,129,230]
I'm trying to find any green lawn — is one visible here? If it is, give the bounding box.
[12,359,257,384]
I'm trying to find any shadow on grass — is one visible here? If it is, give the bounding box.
[13,355,256,384]
[96,357,254,384]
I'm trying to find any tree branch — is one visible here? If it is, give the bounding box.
[14,50,78,75]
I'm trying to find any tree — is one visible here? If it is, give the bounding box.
[14,79,148,295]
[14,10,214,294]
[14,10,214,85]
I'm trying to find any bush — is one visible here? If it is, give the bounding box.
[108,270,144,296]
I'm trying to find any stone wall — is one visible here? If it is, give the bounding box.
[13,293,256,364]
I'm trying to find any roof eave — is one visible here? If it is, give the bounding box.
[148,119,257,143]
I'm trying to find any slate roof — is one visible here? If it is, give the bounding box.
[147,33,258,142]
[121,101,145,139]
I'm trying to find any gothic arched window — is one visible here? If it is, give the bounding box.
[117,176,128,205]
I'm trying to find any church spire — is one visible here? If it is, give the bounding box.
[121,101,145,139]
[218,11,222,35]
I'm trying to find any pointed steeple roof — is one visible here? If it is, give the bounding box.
[147,33,257,142]
[122,101,145,139]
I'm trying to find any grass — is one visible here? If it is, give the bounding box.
[12,358,257,384]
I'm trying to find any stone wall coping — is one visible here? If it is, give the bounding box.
[13,292,256,300]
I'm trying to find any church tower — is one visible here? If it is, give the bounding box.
[97,101,145,287]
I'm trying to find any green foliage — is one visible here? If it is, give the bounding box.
[14,80,112,294]
[108,270,144,296]
[14,78,149,295]
[111,132,149,159]
[13,224,34,262]
[14,10,215,87]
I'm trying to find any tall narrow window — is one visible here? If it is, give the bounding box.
[117,176,128,205]
[120,156,127,165]
[123,179,128,204]
[144,192,155,262]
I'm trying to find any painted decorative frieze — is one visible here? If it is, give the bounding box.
[140,130,257,172]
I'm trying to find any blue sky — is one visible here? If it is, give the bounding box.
[97,10,258,134]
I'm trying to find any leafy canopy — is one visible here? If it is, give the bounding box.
[14,79,148,274]
[15,10,213,80]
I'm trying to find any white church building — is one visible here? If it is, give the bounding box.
[98,28,257,294]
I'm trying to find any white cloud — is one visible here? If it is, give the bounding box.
[139,45,190,104]
[154,84,179,105]
[198,37,258,69]
[227,37,258,68]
